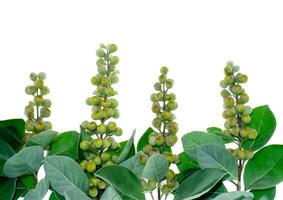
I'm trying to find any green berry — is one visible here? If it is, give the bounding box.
[235,104,245,113]
[43,99,52,108]
[80,160,88,169]
[159,75,167,83]
[86,162,96,173]
[220,89,230,98]
[240,128,249,138]
[34,80,44,89]
[239,93,249,103]
[161,111,173,121]
[238,74,248,83]
[108,44,118,53]
[40,107,51,118]
[97,124,107,134]
[80,140,89,150]
[93,156,102,166]
[161,185,170,195]
[87,121,97,131]
[166,169,176,180]
[155,135,165,146]
[98,180,107,189]
[160,66,168,75]
[38,72,46,80]
[154,82,162,91]
[152,118,162,129]
[89,177,100,187]
[148,180,157,190]
[34,95,44,105]
[140,153,149,164]
[89,187,98,197]
[230,85,243,95]
[107,121,117,132]
[96,48,105,57]
[168,122,178,134]
[102,138,112,148]
[165,135,178,146]
[248,129,258,139]
[143,145,152,154]
[98,65,107,75]
[167,101,178,111]
[93,138,103,149]
[225,107,236,117]
[30,73,37,81]
[152,103,161,113]
[224,75,234,84]
[224,66,233,75]
[114,127,122,136]
[25,86,37,95]
[109,56,119,65]
[166,79,174,89]
[220,80,229,88]
[101,152,111,162]
[230,127,240,137]
[242,115,251,124]
[224,96,235,107]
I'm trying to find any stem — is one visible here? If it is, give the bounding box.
[157,186,161,200]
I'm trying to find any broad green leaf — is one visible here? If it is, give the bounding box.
[44,156,89,196]
[63,189,91,200]
[207,127,233,143]
[24,178,50,200]
[137,127,171,152]
[0,119,25,151]
[117,130,136,163]
[243,105,276,151]
[101,187,135,200]
[96,165,145,200]
[0,177,17,200]
[196,144,237,180]
[177,152,199,175]
[174,169,227,200]
[49,191,65,200]
[27,130,58,148]
[12,175,37,199]
[214,191,254,200]
[120,152,144,178]
[182,131,224,160]
[142,154,168,181]
[251,187,276,200]
[244,145,283,190]
[3,146,44,178]
[0,139,15,176]
[196,183,227,200]
[48,131,79,160]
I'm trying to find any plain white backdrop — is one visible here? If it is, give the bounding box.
[0,0,283,199]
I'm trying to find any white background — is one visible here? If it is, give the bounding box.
[0,0,283,199]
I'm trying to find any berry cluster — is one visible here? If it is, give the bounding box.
[79,44,122,198]
[220,61,257,160]
[141,67,179,195]
[24,72,52,137]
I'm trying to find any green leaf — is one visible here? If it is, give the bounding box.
[0,139,15,176]
[12,175,37,199]
[177,152,199,175]
[117,130,136,163]
[96,165,145,200]
[49,191,65,200]
[196,144,237,180]
[251,187,276,200]
[27,130,58,148]
[182,131,224,160]
[206,127,233,143]
[24,178,50,200]
[120,152,144,179]
[196,183,227,200]
[63,189,91,200]
[44,156,89,196]
[137,128,171,152]
[0,119,25,151]
[101,187,135,200]
[48,131,80,160]
[214,192,254,200]
[0,177,17,200]
[142,154,169,182]
[243,105,276,151]
[174,169,227,200]
[244,145,283,190]
[3,146,44,178]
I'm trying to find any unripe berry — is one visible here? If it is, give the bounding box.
[220,80,229,88]
[97,124,107,134]
[152,118,162,129]
[166,169,176,180]
[109,98,119,108]
[98,65,107,75]
[25,86,37,95]
[224,66,233,75]
[166,79,174,89]
[110,141,119,150]
[238,150,246,160]
[80,140,90,150]
[235,104,245,113]
[34,122,44,132]
[30,73,37,81]
[168,121,178,134]
[161,185,170,195]
[246,150,254,159]
[224,96,235,107]
[155,134,165,146]
[93,156,102,166]
[96,48,105,57]
[107,121,117,132]
[238,74,248,83]
[167,101,178,111]
[220,89,230,98]
[149,133,156,146]
[86,162,96,173]
[225,107,236,117]
[159,75,167,83]
[80,160,88,169]
[89,177,100,187]
[102,138,112,148]
[44,121,52,130]
[43,99,52,108]
[154,82,162,91]
[152,103,161,113]
[34,80,44,89]
[140,153,149,164]
[242,115,251,124]
[143,145,153,154]
[98,180,107,189]
[114,127,122,136]
[40,107,51,118]
[248,129,258,139]
[34,95,44,105]
[230,85,243,95]
[161,111,173,121]
[224,75,234,84]
[240,127,249,138]
[160,66,168,75]
[93,138,103,149]
[25,120,34,131]
[108,44,118,53]
[91,76,99,85]
[168,93,176,101]
[165,135,178,147]
[165,152,175,163]
[150,94,159,102]
[105,87,116,96]
[87,121,97,131]
[101,152,111,162]
[243,106,252,115]
[230,127,240,137]
[89,187,98,197]
[110,56,119,65]
[226,117,238,128]
[239,93,249,103]
[148,180,157,190]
